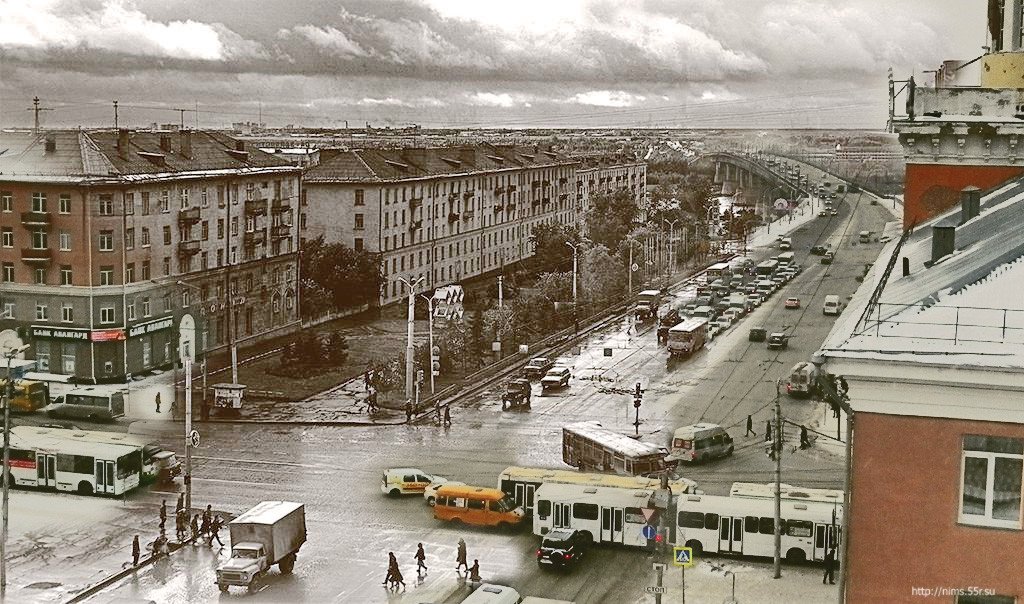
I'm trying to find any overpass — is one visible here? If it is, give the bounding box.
[692,151,804,217]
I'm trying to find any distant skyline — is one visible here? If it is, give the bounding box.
[0,0,987,131]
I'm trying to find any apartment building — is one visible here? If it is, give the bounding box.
[0,129,301,383]
[303,144,593,305]
[575,154,648,225]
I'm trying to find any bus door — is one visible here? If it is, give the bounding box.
[36,453,56,488]
[718,516,743,554]
[515,483,536,515]
[814,523,840,561]
[95,459,115,494]
[553,502,571,529]
[601,507,624,543]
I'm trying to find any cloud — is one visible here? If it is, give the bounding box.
[285,24,368,57]
[466,92,517,107]
[567,90,646,107]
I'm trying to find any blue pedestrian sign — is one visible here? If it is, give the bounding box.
[642,525,657,540]
[673,546,694,567]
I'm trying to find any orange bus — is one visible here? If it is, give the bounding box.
[432,485,525,530]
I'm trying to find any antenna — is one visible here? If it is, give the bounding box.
[172,107,196,130]
[113,100,119,129]
[26,96,54,133]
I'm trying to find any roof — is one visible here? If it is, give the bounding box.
[534,482,655,507]
[0,129,296,184]
[10,427,141,458]
[669,317,707,332]
[563,421,668,458]
[304,143,578,184]
[232,501,303,525]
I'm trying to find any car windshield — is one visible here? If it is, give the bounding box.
[234,548,261,559]
[528,359,547,367]
[493,495,517,512]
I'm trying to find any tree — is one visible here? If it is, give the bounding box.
[586,189,637,251]
[299,236,384,317]
[579,244,625,304]
[529,222,581,272]
[326,330,349,365]
[437,319,471,372]
[534,271,573,304]
[468,310,486,364]
[371,357,402,402]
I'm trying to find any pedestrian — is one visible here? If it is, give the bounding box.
[443,405,452,428]
[175,509,185,542]
[210,515,224,546]
[159,499,167,531]
[155,390,161,413]
[823,547,836,584]
[800,425,811,449]
[364,369,371,392]
[468,559,481,583]
[765,420,772,442]
[745,414,754,437]
[175,493,184,516]
[200,512,211,538]
[435,401,442,425]
[383,551,397,586]
[415,542,427,575]
[455,538,468,572]
[191,514,200,543]
[131,535,140,567]
[202,504,212,528]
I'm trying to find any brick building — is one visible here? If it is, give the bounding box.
[0,129,301,383]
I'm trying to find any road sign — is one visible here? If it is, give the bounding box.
[188,430,200,448]
[673,546,694,567]
[774,198,788,211]
[642,525,657,540]
[603,347,613,357]
[631,263,639,272]
[644,586,667,594]
[640,507,657,522]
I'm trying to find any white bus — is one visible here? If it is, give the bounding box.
[6,428,144,496]
[562,422,675,476]
[667,318,708,358]
[675,493,841,563]
[48,386,126,421]
[498,466,697,515]
[730,482,844,506]
[13,426,180,484]
[534,483,656,547]
[705,262,732,281]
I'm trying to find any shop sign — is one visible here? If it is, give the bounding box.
[128,316,174,338]
[31,326,90,341]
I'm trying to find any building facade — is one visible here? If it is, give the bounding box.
[819,184,1024,602]
[0,129,301,383]
[303,144,644,306]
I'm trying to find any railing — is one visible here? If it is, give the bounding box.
[271,224,290,239]
[245,198,268,216]
[855,302,1024,345]
[20,211,51,226]
[243,230,266,246]
[177,207,201,226]
[177,240,200,257]
[21,247,52,262]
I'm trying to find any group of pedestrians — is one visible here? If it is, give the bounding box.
[744,414,813,457]
[131,495,224,569]
[383,538,480,592]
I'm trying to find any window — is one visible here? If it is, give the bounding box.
[61,304,73,322]
[98,194,113,216]
[1,263,13,282]
[36,351,49,371]
[179,187,189,208]
[99,266,114,285]
[162,257,170,276]
[60,265,72,285]
[163,226,171,245]
[201,251,208,269]
[127,301,136,321]
[141,297,151,317]
[573,503,599,520]
[141,260,150,280]
[31,229,47,249]
[58,231,70,251]
[141,191,150,215]
[467,498,486,510]
[123,192,133,215]
[246,182,255,201]
[960,435,1023,528]
[98,230,113,251]
[125,228,134,250]
[0,228,11,248]
[355,189,365,206]
[354,238,364,252]
[100,306,115,324]
[35,304,48,321]
[125,263,134,283]
[58,193,72,213]
[33,268,45,284]
[141,227,150,246]
[217,185,225,208]
[31,192,46,212]
[201,187,208,208]
[231,217,238,236]
[159,189,170,212]
[0,192,10,212]
[217,219,225,239]
[354,214,364,230]
[162,293,171,313]
[201,221,209,240]
[1,302,12,318]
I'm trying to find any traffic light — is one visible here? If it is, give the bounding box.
[430,345,441,377]
[633,382,643,408]
[417,369,424,384]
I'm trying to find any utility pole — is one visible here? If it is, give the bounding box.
[184,356,193,515]
[27,97,53,134]
[172,108,195,130]
[566,241,579,334]
[113,100,119,129]
[400,277,424,400]
[497,275,503,309]
[774,378,783,579]
[2,344,28,595]
[632,382,643,436]
[422,294,436,394]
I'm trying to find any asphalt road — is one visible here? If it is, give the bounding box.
[75,184,896,604]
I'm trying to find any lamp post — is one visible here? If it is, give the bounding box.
[1,343,29,594]
[565,241,580,334]
[419,293,435,394]
[175,281,208,516]
[663,219,678,277]
[399,277,424,400]
[624,238,642,295]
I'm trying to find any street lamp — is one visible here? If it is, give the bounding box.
[398,276,425,400]
[1,343,29,594]
[565,241,581,334]
[174,281,207,517]
[663,219,678,276]
[624,238,643,295]
[419,293,436,395]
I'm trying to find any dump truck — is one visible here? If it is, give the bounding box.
[216,501,307,593]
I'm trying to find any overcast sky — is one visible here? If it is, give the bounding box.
[0,0,987,130]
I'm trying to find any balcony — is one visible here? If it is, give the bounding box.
[447,212,460,223]
[506,202,516,211]
[409,197,422,209]
[271,200,291,214]
[531,180,541,189]
[493,204,504,212]
[271,224,291,239]
[21,247,52,263]
[448,192,459,201]
[507,184,517,193]
[20,211,51,226]
[244,197,268,216]
[409,219,422,231]
[177,239,200,258]
[559,177,568,185]
[559,193,569,201]
[462,210,475,220]
[531,198,541,207]
[463,190,475,199]
[243,230,266,246]
[542,180,550,187]
[177,206,200,227]
[494,186,504,195]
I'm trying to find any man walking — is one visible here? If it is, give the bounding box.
[455,538,468,572]
[823,547,836,584]
[210,515,224,546]
[159,499,167,531]
[154,391,161,413]
[405,401,413,423]
[191,514,200,544]
[745,414,754,437]
[443,405,452,428]
[175,493,184,516]
[131,535,140,567]
[200,511,211,539]
[764,420,772,442]
[414,543,427,575]
[800,425,811,449]
[175,509,186,542]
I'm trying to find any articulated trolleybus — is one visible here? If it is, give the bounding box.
[533,483,656,547]
[675,493,842,563]
[499,466,697,516]
[562,422,676,477]
[7,427,143,496]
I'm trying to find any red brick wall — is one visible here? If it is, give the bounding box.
[903,163,1024,230]
[849,413,1024,603]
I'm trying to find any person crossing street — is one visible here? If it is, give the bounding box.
[746,414,755,436]
[414,543,427,575]
[210,515,224,546]
[455,538,468,572]
[158,500,167,531]
[131,535,140,567]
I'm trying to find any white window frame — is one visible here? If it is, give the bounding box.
[98,230,114,252]
[61,304,73,323]
[35,304,48,321]
[0,228,12,248]
[59,231,71,251]
[959,436,1024,530]
[99,306,115,324]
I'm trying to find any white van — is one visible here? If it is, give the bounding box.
[756,280,775,296]
[779,237,792,251]
[669,423,734,463]
[461,584,522,604]
[823,295,841,316]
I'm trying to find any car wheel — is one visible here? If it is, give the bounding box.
[426,496,436,506]
[388,488,401,497]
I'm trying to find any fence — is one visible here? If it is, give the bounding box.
[855,302,1024,346]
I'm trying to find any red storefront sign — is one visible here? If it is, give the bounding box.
[91,329,126,342]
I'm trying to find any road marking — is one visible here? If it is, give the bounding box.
[191,456,323,469]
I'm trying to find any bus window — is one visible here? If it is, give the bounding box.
[704,513,720,530]
[537,500,551,517]
[759,517,776,534]
[786,519,813,538]
[745,516,759,533]
[574,503,599,520]
[468,498,486,510]
[624,507,644,524]
[678,511,705,528]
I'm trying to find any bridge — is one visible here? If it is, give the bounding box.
[692,151,804,216]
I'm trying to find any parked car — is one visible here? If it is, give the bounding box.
[541,367,571,390]
[524,357,555,379]
[767,332,790,350]
[821,252,835,265]
[785,297,801,309]
[536,528,587,570]
[501,379,532,410]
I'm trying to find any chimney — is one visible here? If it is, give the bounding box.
[179,129,192,159]
[959,185,981,224]
[902,256,910,277]
[159,134,172,152]
[44,134,56,153]
[931,223,956,263]
[117,129,130,159]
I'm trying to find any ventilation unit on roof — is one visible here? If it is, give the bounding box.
[137,151,166,166]
[225,149,249,162]
[384,159,409,170]
[44,135,56,153]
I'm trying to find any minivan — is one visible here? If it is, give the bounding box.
[460,584,522,604]
[669,423,734,463]
[779,237,792,251]
[858,231,871,243]
[49,387,125,421]
[691,305,714,320]
[823,295,841,316]
[433,485,525,530]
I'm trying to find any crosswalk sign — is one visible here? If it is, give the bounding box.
[673,546,694,567]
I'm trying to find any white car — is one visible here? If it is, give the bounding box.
[381,468,443,497]
[715,316,732,331]
[540,367,571,390]
[424,479,464,506]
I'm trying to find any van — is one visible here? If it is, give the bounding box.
[433,485,525,529]
[49,387,125,421]
[461,584,522,604]
[823,295,841,316]
[756,280,774,296]
[779,237,792,251]
[669,423,734,463]
[691,305,714,320]
[858,231,871,243]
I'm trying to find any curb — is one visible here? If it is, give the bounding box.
[66,538,197,603]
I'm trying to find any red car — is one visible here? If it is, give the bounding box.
[785,297,801,309]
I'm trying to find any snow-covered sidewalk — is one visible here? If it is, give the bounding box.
[636,557,840,604]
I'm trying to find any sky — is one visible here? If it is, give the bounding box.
[0,0,988,130]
